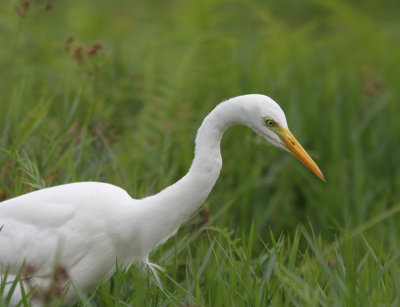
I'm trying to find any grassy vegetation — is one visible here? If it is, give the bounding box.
[1,0,400,305]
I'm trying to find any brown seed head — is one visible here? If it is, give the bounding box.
[65,36,74,52]
[86,43,104,56]
[22,0,30,8]
[73,45,84,64]
[44,2,53,11]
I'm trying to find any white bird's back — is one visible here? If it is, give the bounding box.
[0,182,142,303]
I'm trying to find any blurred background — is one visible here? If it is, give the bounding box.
[0,0,399,305]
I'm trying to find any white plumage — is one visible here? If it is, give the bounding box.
[0,94,324,304]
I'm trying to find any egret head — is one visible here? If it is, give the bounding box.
[238,94,326,182]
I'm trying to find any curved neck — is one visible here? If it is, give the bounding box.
[138,98,248,255]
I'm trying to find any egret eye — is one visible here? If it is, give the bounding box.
[265,118,275,128]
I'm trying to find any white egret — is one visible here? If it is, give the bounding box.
[0,94,325,304]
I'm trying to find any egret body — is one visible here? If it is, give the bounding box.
[0,94,324,304]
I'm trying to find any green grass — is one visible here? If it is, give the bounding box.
[1,0,400,305]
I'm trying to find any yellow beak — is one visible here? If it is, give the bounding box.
[279,127,326,182]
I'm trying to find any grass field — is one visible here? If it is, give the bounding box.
[1,0,400,305]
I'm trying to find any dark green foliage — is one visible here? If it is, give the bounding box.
[0,0,399,305]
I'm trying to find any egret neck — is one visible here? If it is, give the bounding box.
[139,98,246,254]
